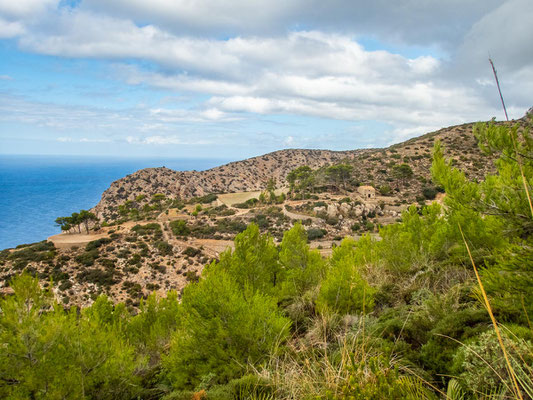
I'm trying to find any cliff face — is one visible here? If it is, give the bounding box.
[93,149,364,220]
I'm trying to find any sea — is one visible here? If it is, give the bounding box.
[0,155,229,250]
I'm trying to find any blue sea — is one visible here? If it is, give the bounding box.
[0,155,229,250]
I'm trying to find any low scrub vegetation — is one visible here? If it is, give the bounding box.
[1,120,532,399]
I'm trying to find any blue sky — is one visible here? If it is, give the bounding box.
[1,0,532,160]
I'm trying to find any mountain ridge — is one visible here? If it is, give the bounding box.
[93,116,529,221]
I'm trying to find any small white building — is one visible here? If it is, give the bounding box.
[358,185,376,199]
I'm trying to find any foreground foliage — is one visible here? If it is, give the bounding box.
[1,119,532,399]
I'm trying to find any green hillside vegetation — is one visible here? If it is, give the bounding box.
[1,119,532,399]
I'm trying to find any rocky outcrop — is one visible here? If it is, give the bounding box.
[93,149,363,220]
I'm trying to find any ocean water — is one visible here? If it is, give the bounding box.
[0,155,229,250]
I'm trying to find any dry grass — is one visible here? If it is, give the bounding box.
[218,191,263,206]
[254,313,436,399]
[218,189,287,207]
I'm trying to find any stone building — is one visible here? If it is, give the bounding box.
[357,185,376,199]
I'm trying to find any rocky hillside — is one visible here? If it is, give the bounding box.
[93,149,364,220]
[93,116,529,222]
[2,114,530,309]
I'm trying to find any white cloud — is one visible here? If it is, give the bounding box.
[1,0,531,152]
[126,135,212,145]
[0,0,58,19]
[57,136,111,143]
[284,136,294,146]
[80,0,503,48]
[149,106,240,123]
[0,16,25,38]
[458,0,533,73]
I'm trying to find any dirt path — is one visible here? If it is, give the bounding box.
[160,221,172,242]
[282,207,323,224]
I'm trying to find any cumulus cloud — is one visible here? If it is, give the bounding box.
[0,16,25,38]
[1,0,531,153]
[0,0,58,19]
[458,0,533,73]
[80,0,503,48]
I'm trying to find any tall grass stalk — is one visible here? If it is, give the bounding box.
[458,223,524,400]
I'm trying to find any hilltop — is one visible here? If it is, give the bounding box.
[92,148,363,220]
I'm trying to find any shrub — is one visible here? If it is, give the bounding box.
[233,198,259,209]
[185,271,199,282]
[216,219,247,234]
[8,241,56,263]
[422,186,438,200]
[75,250,100,267]
[85,238,112,252]
[132,223,162,237]
[156,241,173,256]
[379,185,392,196]
[325,216,339,226]
[307,228,326,240]
[317,238,375,314]
[182,247,202,258]
[170,220,190,237]
[364,221,375,231]
[195,193,218,204]
[164,271,290,388]
[452,330,533,396]
[76,268,117,287]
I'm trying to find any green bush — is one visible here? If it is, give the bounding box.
[76,267,117,287]
[379,185,392,196]
[452,330,533,396]
[75,249,100,267]
[132,223,162,237]
[0,275,141,399]
[156,241,173,256]
[233,198,259,209]
[307,228,326,240]
[422,186,438,200]
[85,238,112,251]
[317,238,375,315]
[182,247,201,257]
[7,241,56,263]
[194,193,218,204]
[216,219,247,234]
[164,271,290,388]
[170,220,190,237]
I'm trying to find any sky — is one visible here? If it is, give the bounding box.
[0,0,532,160]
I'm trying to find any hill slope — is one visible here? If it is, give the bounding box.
[94,117,527,221]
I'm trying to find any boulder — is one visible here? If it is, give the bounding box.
[365,203,376,212]
[327,204,338,217]
[339,202,351,214]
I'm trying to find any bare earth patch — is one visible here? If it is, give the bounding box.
[48,232,110,249]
